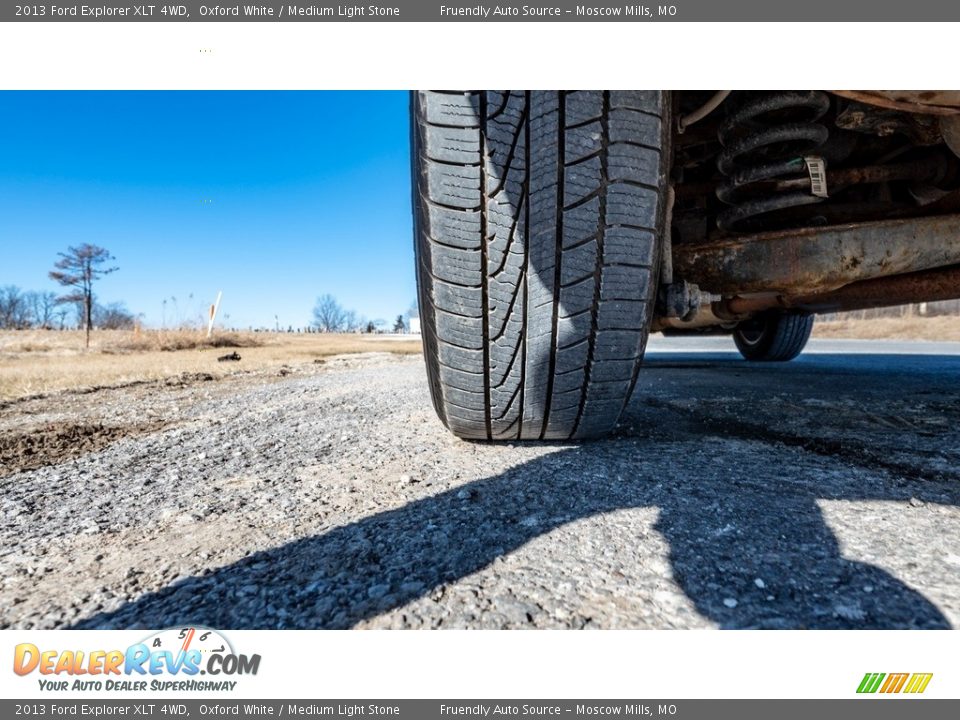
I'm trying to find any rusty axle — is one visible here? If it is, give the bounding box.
[721,264,960,316]
[673,214,960,297]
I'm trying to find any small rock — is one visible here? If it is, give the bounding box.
[456,488,473,500]
[909,497,924,508]
[863,585,873,593]
[723,598,738,608]
[754,578,766,589]
[766,595,775,601]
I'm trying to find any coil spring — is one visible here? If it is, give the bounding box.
[716,91,831,233]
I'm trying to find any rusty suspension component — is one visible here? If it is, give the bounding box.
[673,214,960,297]
[762,157,948,195]
[830,91,960,117]
[720,264,960,316]
[716,91,831,233]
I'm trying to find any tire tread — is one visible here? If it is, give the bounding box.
[414,91,668,440]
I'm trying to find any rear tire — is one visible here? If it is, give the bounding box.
[733,311,814,362]
[412,91,671,440]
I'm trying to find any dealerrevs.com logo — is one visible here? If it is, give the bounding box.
[857,673,933,694]
[13,627,261,692]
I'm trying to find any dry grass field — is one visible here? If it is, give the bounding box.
[0,329,422,401]
[813,315,960,342]
[3,316,958,402]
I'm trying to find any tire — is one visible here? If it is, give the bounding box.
[412,91,671,440]
[733,311,814,362]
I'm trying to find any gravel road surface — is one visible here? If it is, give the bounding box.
[3,339,959,629]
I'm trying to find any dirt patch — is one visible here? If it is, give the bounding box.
[0,371,219,413]
[0,420,168,478]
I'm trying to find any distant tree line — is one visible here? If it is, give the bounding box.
[312,294,363,333]
[0,244,136,345]
[311,294,420,334]
[7,242,432,339]
[0,287,61,329]
[0,285,135,330]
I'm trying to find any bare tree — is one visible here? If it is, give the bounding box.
[54,307,69,330]
[94,302,136,330]
[0,285,30,329]
[393,314,406,333]
[312,294,348,332]
[49,244,118,347]
[25,291,58,329]
[344,310,366,333]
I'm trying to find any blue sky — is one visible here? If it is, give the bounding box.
[0,91,415,329]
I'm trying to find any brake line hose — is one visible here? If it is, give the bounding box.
[677,90,732,133]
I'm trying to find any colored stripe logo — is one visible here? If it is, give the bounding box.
[857,672,933,694]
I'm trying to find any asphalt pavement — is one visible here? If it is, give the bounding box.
[2,340,958,629]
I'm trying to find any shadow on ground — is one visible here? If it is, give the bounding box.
[73,352,960,630]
